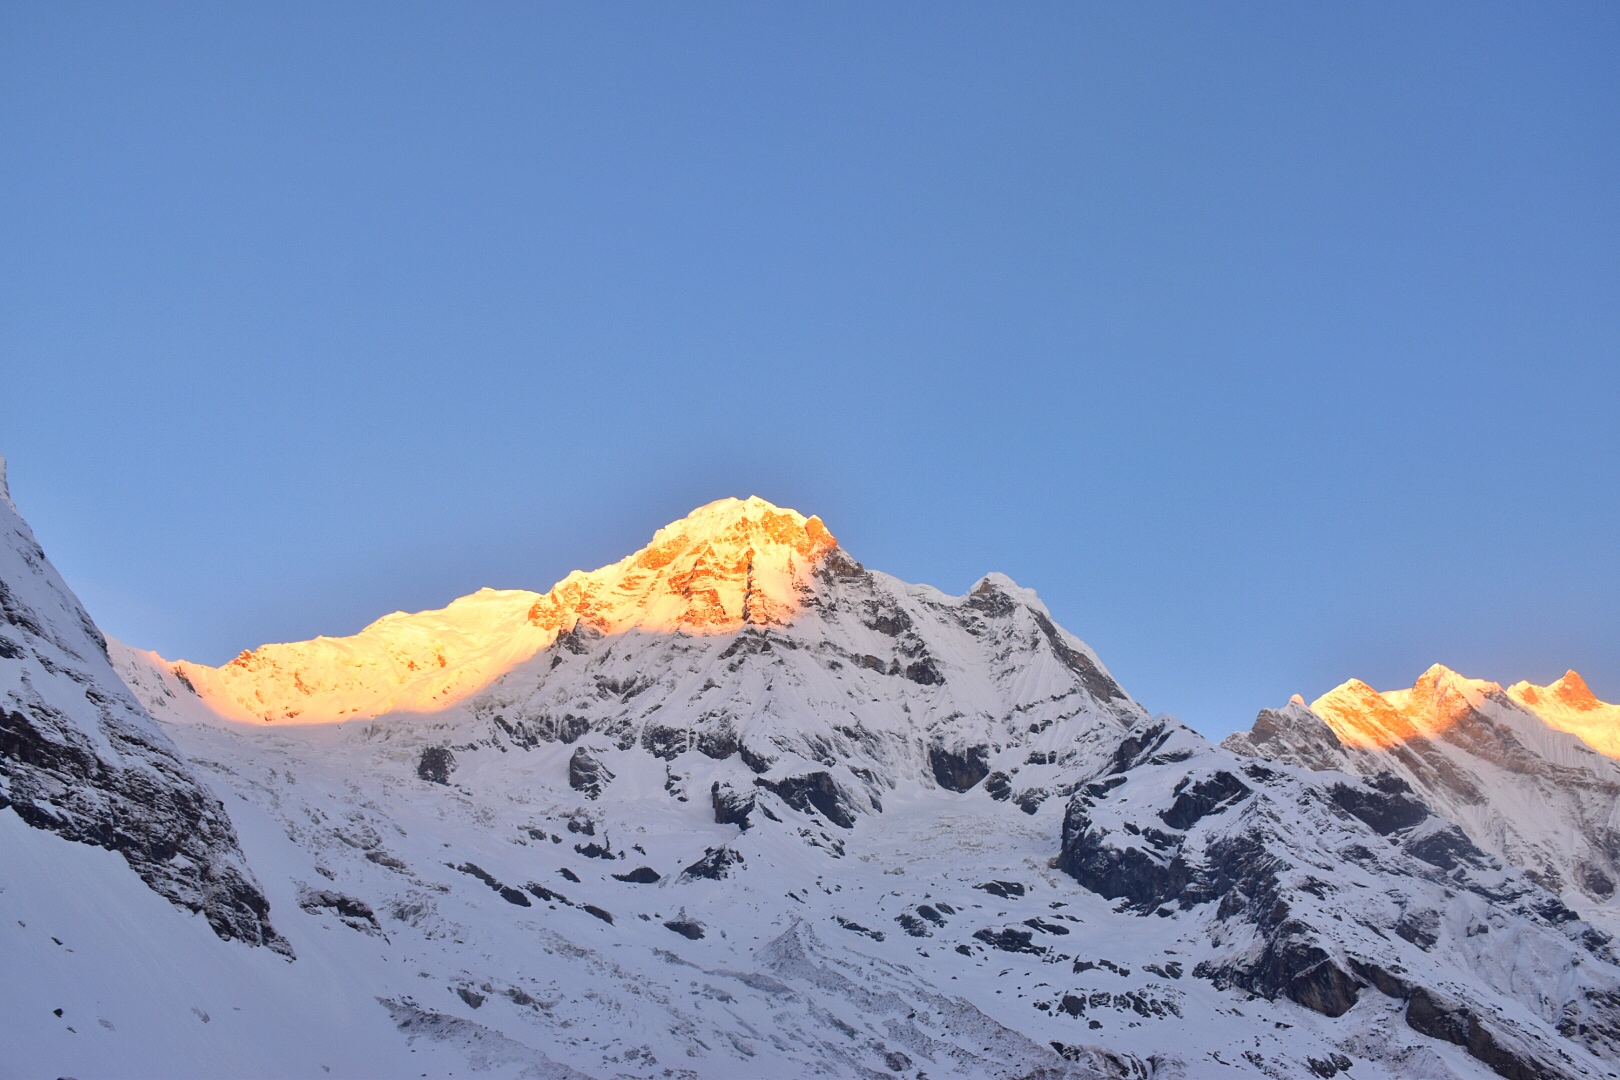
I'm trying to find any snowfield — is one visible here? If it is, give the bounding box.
[5,474,1620,1079]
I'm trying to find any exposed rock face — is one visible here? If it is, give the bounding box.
[566,746,613,799]
[416,745,456,784]
[0,469,285,952]
[298,886,381,934]
[710,781,755,829]
[1405,986,1561,1080]
[1222,697,1350,771]
[1325,774,1431,835]
[756,771,861,829]
[680,845,743,881]
[929,743,990,791]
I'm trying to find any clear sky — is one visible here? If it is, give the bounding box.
[3,4,1616,739]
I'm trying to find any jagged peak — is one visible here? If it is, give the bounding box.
[1222,693,1349,772]
[1411,662,1500,696]
[523,495,837,638]
[1558,669,1597,698]
[1510,669,1601,711]
[647,495,834,552]
[1310,669,1484,750]
[1312,677,1384,712]
[1386,664,1501,721]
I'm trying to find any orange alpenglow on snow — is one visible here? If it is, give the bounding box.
[1309,663,1620,758]
[1309,664,1502,751]
[168,497,838,724]
[1507,671,1620,757]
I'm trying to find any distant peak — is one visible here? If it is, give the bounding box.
[1552,670,1595,701]
[1307,665,1620,760]
[1508,670,1603,709]
[1505,670,1620,755]
[1311,667,1495,751]
[1313,678,1381,708]
[1412,663,1501,698]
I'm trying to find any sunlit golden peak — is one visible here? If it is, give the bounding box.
[1507,670,1620,757]
[167,496,839,724]
[1389,663,1501,708]
[1308,664,1620,759]
[653,495,830,548]
[1311,665,1497,751]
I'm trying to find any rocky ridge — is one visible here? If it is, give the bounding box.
[0,455,286,952]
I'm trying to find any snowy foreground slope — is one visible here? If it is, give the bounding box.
[6,486,1620,1079]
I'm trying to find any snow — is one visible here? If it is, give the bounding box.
[1509,671,1620,759]
[6,487,1620,1078]
[0,808,428,1080]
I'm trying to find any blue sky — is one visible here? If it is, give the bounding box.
[3,3,1616,738]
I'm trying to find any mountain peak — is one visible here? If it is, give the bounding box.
[1307,664,1620,761]
[1400,663,1501,712]
[654,496,834,552]
[1310,677,1419,749]
[1415,661,1498,692]
[164,497,843,723]
[1512,669,1599,710]
[527,495,837,638]
[1310,666,1498,750]
[1508,670,1620,757]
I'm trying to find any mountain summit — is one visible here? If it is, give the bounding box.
[1508,671,1620,757]
[167,496,839,724]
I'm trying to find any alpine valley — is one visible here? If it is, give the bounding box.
[4,463,1620,1080]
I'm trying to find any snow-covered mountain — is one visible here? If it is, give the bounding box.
[7,483,1620,1079]
[1226,665,1620,931]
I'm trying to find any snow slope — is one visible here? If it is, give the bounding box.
[7,482,1620,1079]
